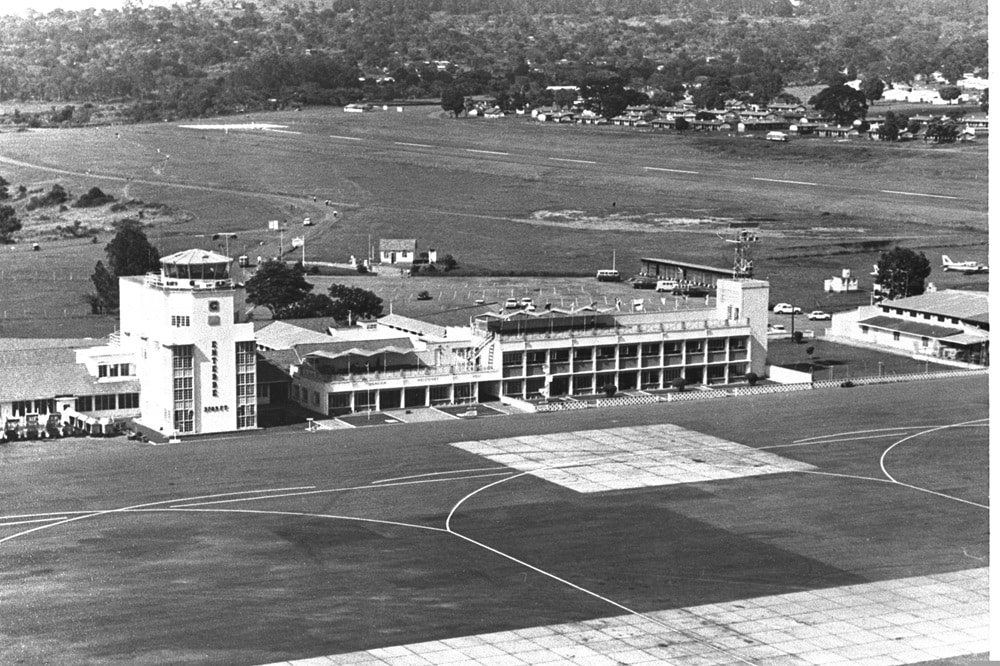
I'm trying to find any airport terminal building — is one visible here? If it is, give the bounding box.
[1,250,770,436]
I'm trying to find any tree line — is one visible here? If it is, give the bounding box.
[0,0,986,124]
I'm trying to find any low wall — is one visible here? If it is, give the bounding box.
[766,365,814,384]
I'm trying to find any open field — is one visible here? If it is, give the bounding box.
[0,105,988,338]
[0,376,988,665]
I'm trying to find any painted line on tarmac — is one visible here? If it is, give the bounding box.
[879,418,989,509]
[644,166,699,175]
[549,157,597,165]
[0,486,317,546]
[762,432,912,448]
[268,129,302,135]
[880,189,958,200]
[394,141,433,148]
[372,466,511,485]
[466,148,509,156]
[0,516,69,527]
[329,135,362,141]
[751,177,817,186]
[158,508,448,534]
[169,472,518,509]
[445,465,757,665]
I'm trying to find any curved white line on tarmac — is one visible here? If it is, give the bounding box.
[170,472,517,508]
[762,432,912,449]
[879,418,989,509]
[149,508,448,534]
[445,466,758,666]
[0,517,69,527]
[371,466,511,485]
[792,424,971,444]
[0,486,316,546]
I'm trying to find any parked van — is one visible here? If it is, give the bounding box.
[655,279,680,292]
[596,269,621,282]
[765,131,788,142]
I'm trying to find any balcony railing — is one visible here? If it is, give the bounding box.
[492,317,750,342]
[144,273,234,291]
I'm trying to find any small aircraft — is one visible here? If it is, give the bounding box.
[941,255,988,274]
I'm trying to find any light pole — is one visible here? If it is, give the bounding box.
[212,232,238,257]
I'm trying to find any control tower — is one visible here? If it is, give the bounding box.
[118,249,257,436]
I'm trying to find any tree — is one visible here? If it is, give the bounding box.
[874,247,932,300]
[244,260,314,316]
[860,78,885,105]
[327,283,383,323]
[0,176,9,200]
[89,260,119,313]
[441,86,465,117]
[980,89,988,113]
[105,220,160,277]
[925,118,960,143]
[0,204,21,243]
[876,111,907,141]
[675,116,690,131]
[277,292,337,319]
[938,85,962,103]
[809,84,868,125]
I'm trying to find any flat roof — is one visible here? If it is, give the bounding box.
[640,258,733,275]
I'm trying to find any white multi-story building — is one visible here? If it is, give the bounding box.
[118,249,257,435]
[286,279,769,416]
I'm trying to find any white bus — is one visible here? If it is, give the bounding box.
[596,269,621,282]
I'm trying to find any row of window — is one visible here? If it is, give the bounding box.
[74,393,140,412]
[97,363,134,378]
[501,338,748,367]
[9,395,130,415]
[171,315,191,327]
[884,307,964,326]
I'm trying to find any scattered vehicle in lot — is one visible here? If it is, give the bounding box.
[807,310,831,320]
[655,279,680,292]
[627,275,658,289]
[519,297,534,307]
[302,217,313,226]
[768,324,786,334]
[504,298,519,309]
[416,291,432,301]
[773,303,803,314]
[596,269,621,282]
[766,131,789,142]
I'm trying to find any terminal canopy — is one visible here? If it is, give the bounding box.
[160,249,232,280]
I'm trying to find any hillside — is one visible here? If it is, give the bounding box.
[0,0,987,124]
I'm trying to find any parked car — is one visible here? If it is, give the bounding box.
[768,324,786,332]
[807,310,831,320]
[766,131,789,142]
[504,298,519,309]
[627,275,658,290]
[302,217,313,226]
[773,303,803,314]
[519,297,534,307]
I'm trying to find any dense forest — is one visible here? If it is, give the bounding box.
[0,0,987,123]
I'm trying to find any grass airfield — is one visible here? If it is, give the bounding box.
[0,106,988,336]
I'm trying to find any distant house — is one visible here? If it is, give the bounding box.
[824,269,859,293]
[379,239,417,265]
[814,125,856,139]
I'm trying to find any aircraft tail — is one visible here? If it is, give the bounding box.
[942,255,952,265]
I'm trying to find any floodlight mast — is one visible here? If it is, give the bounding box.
[726,222,760,279]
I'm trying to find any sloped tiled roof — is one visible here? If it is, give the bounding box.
[379,239,417,252]
[377,313,448,339]
[0,348,138,402]
[296,337,415,360]
[255,320,333,349]
[883,290,988,324]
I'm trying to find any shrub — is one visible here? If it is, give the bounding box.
[603,383,617,397]
[672,377,687,392]
[74,187,116,208]
[745,372,759,386]
[841,380,855,388]
[792,330,804,343]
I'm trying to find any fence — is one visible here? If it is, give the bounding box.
[526,367,988,413]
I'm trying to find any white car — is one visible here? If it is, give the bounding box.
[302,217,313,226]
[773,303,803,315]
[807,310,831,321]
[504,298,519,309]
